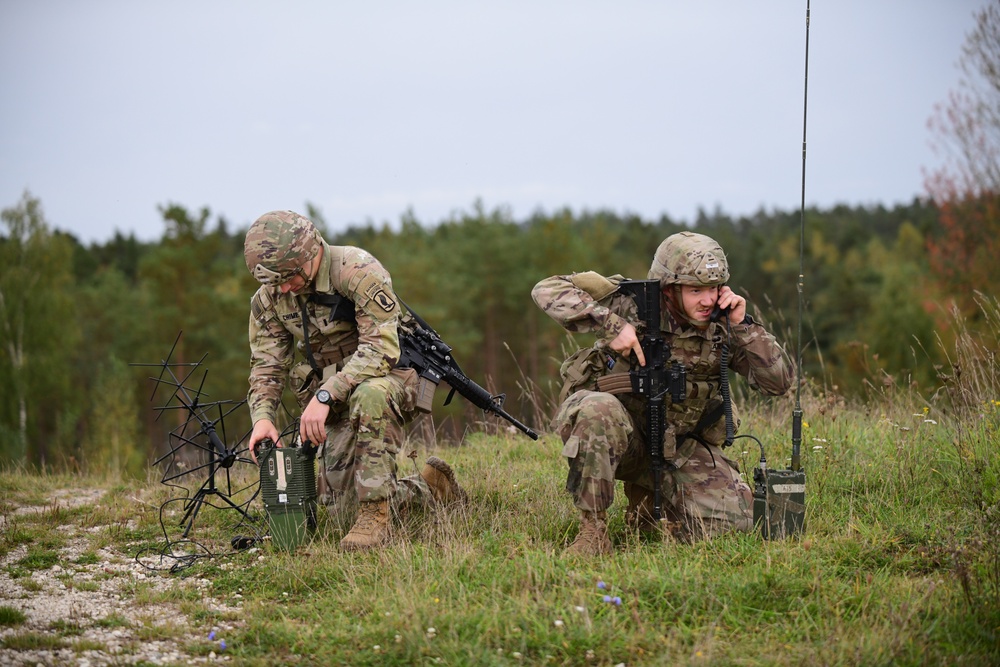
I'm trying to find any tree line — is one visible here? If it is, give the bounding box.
[5,190,983,475]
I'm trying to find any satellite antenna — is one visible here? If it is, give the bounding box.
[133,332,258,538]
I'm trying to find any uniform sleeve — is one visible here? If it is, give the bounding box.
[320,252,401,403]
[531,273,628,341]
[248,293,295,425]
[728,318,794,396]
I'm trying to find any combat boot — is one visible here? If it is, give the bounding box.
[624,482,657,533]
[565,510,612,556]
[420,456,468,505]
[340,500,391,551]
[624,483,688,541]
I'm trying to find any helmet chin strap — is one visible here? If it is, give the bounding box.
[667,284,723,329]
[664,286,700,328]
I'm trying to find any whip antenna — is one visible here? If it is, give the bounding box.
[751,0,810,539]
[790,0,810,472]
[791,0,811,472]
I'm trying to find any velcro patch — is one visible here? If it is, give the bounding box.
[571,271,618,301]
[356,274,383,301]
[251,289,275,323]
[372,289,396,312]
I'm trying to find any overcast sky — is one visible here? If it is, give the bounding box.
[0,1,986,244]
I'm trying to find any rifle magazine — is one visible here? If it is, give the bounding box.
[595,373,634,395]
[414,376,437,413]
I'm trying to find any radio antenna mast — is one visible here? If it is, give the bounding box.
[791,0,811,473]
[750,0,811,540]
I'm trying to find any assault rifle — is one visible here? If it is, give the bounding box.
[398,304,539,440]
[616,279,689,522]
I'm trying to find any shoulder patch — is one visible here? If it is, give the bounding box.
[354,273,399,321]
[372,289,397,313]
[250,288,276,323]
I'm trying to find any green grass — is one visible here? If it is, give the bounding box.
[49,618,85,636]
[1,392,998,665]
[15,546,60,571]
[0,606,26,626]
[0,632,67,651]
[94,613,132,629]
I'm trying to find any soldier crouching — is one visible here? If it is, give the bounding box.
[244,210,465,552]
[532,232,793,555]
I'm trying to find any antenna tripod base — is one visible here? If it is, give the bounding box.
[179,487,258,538]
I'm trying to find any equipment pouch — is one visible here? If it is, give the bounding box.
[661,423,678,461]
[389,367,420,415]
[558,347,608,402]
[700,400,741,447]
[322,363,340,382]
[291,360,344,408]
[291,362,319,407]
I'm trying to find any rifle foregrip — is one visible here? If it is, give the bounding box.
[443,368,493,407]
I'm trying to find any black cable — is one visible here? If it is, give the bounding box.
[720,314,735,446]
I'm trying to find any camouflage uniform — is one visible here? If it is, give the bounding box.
[532,236,792,540]
[247,220,434,512]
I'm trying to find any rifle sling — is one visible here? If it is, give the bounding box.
[297,296,322,380]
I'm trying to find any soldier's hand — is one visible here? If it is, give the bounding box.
[610,323,646,367]
[718,286,747,325]
[249,419,280,464]
[300,398,331,447]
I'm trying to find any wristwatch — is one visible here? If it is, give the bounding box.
[315,389,333,405]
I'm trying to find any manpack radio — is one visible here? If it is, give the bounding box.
[258,440,318,551]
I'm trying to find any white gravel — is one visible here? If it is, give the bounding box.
[1,489,245,666]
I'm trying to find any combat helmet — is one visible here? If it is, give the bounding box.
[244,210,322,285]
[648,231,729,288]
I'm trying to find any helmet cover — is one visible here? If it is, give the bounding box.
[244,210,321,285]
[648,231,730,287]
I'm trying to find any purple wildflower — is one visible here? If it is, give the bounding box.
[220,640,227,650]
[597,581,607,590]
[612,597,622,606]
[208,631,216,640]
[603,595,612,603]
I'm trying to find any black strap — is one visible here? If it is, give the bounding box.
[309,291,357,324]
[296,296,322,377]
[672,403,722,469]
[677,401,726,447]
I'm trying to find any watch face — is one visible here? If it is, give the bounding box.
[316,389,331,404]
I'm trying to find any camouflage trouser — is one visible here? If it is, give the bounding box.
[318,368,434,514]
[553,389,752,538]
[671,443,753,538]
